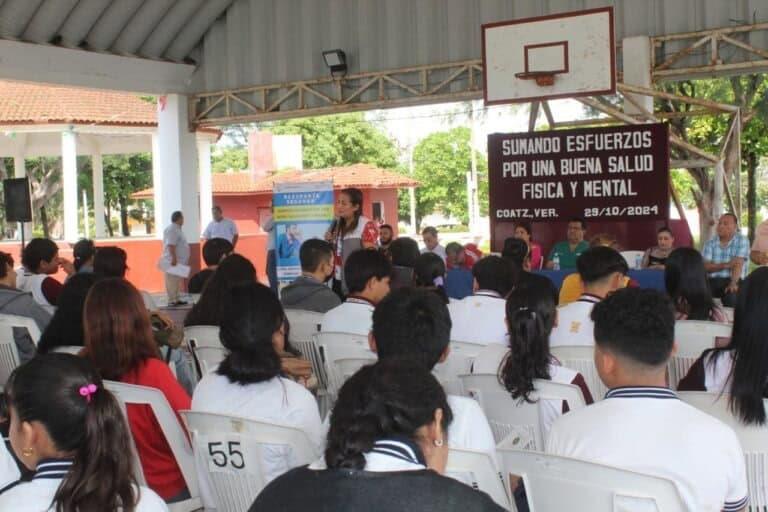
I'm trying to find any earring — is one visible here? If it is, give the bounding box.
[433,438,444,447]
[21,448,33,457]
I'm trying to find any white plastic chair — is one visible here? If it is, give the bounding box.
[678,391,768,510]
[670,320,732,389]
[181,411,317,512]
[722,307,735,323]
[620,250,645,269]
[0,324,19,385]
[104,381,202,512]
[314,331,376,398]
[434,340,486,396]
[550,345,607,401]
[284,309,323,342]
[498,448,685,511]
[460,374,586,449]
[183,326,224,380]
[50,345,83,355]
[0,313,41,345]
[446,448,511,511]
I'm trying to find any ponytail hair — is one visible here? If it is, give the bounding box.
[217,282,283,385]
[414,253,448,304]
[325,359,452,470]
[499,284,557,402]
[7,353,138,512]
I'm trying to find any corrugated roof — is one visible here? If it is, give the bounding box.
[132,163,419,198]
[0,79,156,126]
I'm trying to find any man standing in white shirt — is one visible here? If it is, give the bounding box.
[448,255,514,345]
[421,226,447,262]
[549,246,628,348]
[202,205,239,248]
[321,249,392,335]
[161,211,190,306]
[546,288,748,511]
[369,287,497,463]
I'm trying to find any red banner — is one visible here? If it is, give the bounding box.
[488,123,669,223]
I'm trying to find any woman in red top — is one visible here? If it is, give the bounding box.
[83,277,191,503]
[514,221,543,270]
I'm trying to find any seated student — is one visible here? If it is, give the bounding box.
[473,285,593,437]
[388,237,420,290]
[94,246,158,310]
[281,239,341,313]
[72,238,96,274]
[679,267,767,408]
[545,217,589,270]
[84,278,191,503]
[378,224,395,256]
[421,226,447,262]
[665,247,727,322]
[369,288,496,459]
[448,256,513,345]
[502,238,558,304]
[250,359,505,512]
[0,353,167,511]
[642,226,675,269]
[37,273,101,355]
[188,237,233,294]
[16,238,74,309]
[0,438,19,491]
[445,242,474,300]
[558,233,632,306]
[185,254,257,327]
[549,247,628,348]
[321,250,392,335]
[192,282,322,484]
[0,252,51,363]
[414,252,449,304]
[546,289,748,511]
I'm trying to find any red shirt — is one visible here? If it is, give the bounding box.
[122,358,191,500]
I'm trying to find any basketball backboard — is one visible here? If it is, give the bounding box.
[482,7,615,105]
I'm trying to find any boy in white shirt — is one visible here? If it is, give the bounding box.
[369,287,497,460]
[549,246,628,348]
[546,288,748,511]
[321,249,392,335]
[448,255,513,345]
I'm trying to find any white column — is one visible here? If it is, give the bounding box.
[12,134,32,239]
[155,95,200,241]
[197,135,213,234]
[92,148,106,238]
[62,129,79,241]
[151,133,163,238]
[622,36,654,115]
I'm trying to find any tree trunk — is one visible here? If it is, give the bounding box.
[692,169,715,246]
[119,196,130,236]
[40,206,49,239]
[105,205,114,237]
[746,152,758,243]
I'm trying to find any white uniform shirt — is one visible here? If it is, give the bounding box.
[0,459,168,511]
[448,291,507,345]
[0,441,19,489]
[192,371,323,485]
[549,294,601,347]
[320,298,374,336]
[15,268,54,308]
[162,223,190,265]
[202,218,238,243]
[546,387,749,512]
[701,350,736,393]
[422,244,447,262]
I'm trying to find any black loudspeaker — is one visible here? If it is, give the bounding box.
[3,178,33,223]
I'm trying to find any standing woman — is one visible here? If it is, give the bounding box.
[514,222,543,270]
[0,353,167,511]
[83,278,191,504]
[326,187,379,296]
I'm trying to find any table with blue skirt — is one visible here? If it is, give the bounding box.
[534,269,666,292]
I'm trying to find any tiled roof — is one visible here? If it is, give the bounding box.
[132,164,419,198]
[0,80,156,126]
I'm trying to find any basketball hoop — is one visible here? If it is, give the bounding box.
[515,71,559,87]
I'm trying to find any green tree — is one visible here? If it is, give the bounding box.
[407,127,488,225]
[100,154,152,236]
[264,113,398,169]
[212,146,248,173]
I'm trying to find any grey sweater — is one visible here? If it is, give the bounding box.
[0,286,52,363]
[280,276,341,313]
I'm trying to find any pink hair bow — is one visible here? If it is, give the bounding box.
[79,384,98,403]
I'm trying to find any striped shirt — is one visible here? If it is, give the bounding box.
[702,233,750,279]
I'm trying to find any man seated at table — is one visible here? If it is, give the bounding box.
[702,213,749,308]
[545,217,589,270]
[550,246,628,348]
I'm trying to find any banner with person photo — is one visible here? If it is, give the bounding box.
[273,181,334,283]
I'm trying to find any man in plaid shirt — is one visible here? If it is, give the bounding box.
[702,213,749,307]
